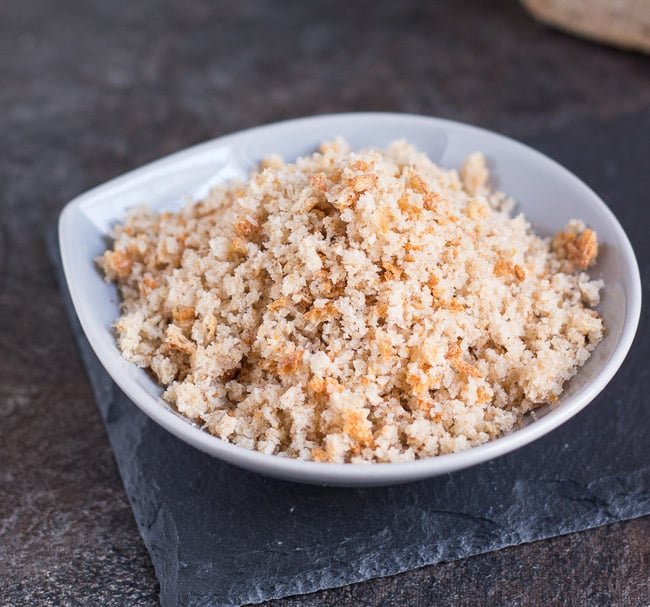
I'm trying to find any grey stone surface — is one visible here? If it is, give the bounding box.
[2,0,650,605]
[53,107,650,606]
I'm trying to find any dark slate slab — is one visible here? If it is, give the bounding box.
[54,108,650,607]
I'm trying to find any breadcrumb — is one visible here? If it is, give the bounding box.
[99,140,604,463]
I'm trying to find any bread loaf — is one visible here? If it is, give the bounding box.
[522,0,650,54]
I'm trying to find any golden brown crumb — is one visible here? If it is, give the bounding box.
[325,377,344,395]
[343,409,374,449]
[103,250,132,278]
[230,237,248,255]
[571,228,598,269]
[308,376,326,394]
[277,350,303,375]
[173,306,195,323]
[349,173,377,192]
[452,358,483,379]
[552,224,599,270]
[234,219,258,240]
[267,297,289,312]
[311,172,327,191]
[513,264,526,281]
[311,447,330,462]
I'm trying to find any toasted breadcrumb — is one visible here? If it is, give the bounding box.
[99,140,604,463]
[552,220,599,271]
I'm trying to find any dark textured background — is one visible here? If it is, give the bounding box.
[1,0,649,605]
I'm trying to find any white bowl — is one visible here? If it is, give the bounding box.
[59,113,641,486]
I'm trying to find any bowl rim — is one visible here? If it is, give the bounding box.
[58,111,642,486]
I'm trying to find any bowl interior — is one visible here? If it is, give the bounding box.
[59,113,641,486]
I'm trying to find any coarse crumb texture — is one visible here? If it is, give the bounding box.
[99,139,604,463]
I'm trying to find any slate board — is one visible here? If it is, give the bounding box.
[53,110,650,607]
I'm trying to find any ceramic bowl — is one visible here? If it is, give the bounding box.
[58,113,641,486]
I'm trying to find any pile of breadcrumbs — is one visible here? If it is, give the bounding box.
[99,139,603,463]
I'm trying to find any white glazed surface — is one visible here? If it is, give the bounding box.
[58,113,641,486]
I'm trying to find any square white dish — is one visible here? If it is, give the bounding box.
[59,113,641,486]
